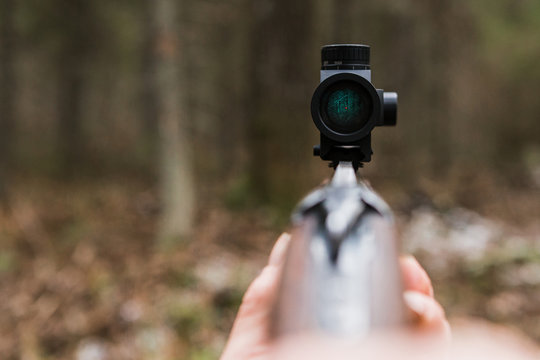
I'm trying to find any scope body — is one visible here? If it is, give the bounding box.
[311,44,397,166]
[271,45,406,338]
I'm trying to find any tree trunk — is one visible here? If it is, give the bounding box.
[57,62,84,176]
[419,0,454,176]
[149,0,195,244]
[56,0,89,177]
[245,0,314,204]
[140,0,159,155]
[0,0,16,205]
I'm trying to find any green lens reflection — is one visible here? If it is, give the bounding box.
[326,89,363,130]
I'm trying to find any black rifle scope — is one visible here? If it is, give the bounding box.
[312,44,397,166]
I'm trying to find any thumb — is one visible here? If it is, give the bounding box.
[221,233,291,360]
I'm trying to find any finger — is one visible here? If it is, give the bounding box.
[228,233,291,336]
[404,290,451,339]
[221,235,288,360]
[269,233,291,266]
[400,256,434,297]
[221,265,280,360]
[239,232,290,317]
[240,265,280,315]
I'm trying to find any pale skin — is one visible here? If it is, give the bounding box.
[221,233,540,359]
[221,233,450,360]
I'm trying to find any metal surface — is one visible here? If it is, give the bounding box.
[272,162,407,338]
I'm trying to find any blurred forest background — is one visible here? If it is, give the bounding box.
[1,0,540,359]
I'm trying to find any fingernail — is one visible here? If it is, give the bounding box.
[268,233,291,266]
[404,290,428,316]
[402,254,417,263]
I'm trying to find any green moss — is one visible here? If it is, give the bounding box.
[223,175,254,211]
[189,347,219,360]
[166,300,210,340]
[0,251,17,274]
[166,268,198,289]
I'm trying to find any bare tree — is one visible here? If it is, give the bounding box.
[148,0,195,244]
[244,0,315,203]
[0,0,16,205]
[140,0,159,153]
[54,0,94,176]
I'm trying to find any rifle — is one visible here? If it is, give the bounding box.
[272,44,408,337]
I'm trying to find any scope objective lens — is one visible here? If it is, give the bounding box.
[321,81,372,134]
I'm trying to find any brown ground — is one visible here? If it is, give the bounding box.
[0,177,539,359]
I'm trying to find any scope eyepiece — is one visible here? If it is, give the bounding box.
[312,44,398,166]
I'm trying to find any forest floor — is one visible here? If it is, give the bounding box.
[1,177,540,360]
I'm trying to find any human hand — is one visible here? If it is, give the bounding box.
[220,233,450,360]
